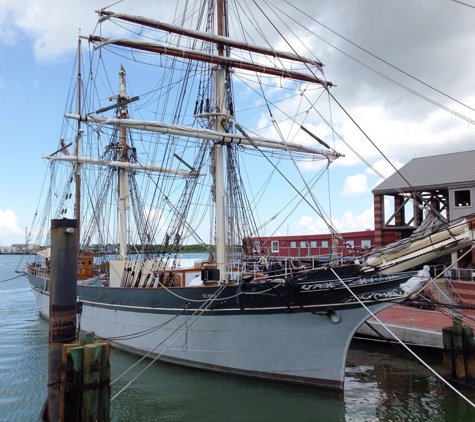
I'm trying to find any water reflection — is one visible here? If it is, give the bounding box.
[346,340,475,421]
[110,350,345,422]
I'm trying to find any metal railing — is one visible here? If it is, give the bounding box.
[449,268,475,281]
[445,279,471,308]
[428,264,474,308]
[430,280,456,304]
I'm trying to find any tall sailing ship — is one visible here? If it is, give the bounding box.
[24,1,474,389]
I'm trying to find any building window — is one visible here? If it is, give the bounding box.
[253,241,261,253]
[300,241,307,248]
[271,241,279,252]
[361,240,372,249]
[455,190,471,207]
[321,240,329,248]
[310,240,317,248]
[290,241,297,248]
[345,240,355,248]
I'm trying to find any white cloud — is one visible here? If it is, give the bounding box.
[0,209,23,245]
[366,158,403,179]
[294,205,374,235]
[342,173,368,197]
[296,215,330,234]
[0,0,176,62]
[337,208,374,232]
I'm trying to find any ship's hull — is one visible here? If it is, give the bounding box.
[27,269,414,390]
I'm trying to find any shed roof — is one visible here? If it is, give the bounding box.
[373,150,475,194]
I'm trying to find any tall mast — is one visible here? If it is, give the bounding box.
[75,37,82,242]
[118,66,129,260]
[214,0,227,280]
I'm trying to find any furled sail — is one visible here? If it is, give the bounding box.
[65,114,341,160]
[44,154,199,177]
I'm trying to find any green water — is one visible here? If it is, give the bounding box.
[1,254,475,421]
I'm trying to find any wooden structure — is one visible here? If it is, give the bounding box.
[442,315,475,385]
[372,150,475,261]
[60,332,110,422]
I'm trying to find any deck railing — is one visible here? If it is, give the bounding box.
[26,263,50,279]
[449,267,475,282]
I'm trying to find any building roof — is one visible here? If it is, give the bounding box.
[372,150,475,194]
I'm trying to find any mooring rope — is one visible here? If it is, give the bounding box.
[0,304,49,313]
[0,273,26,283]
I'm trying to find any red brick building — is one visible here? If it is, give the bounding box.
[254,230,390,260]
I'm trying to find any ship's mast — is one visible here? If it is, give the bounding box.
[75,37,82,242]
[214,0,227,281]
[118,66,129,260]
[79,4,336,273]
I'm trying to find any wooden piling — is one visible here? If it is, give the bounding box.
[442,326,454,377]
[97,340,111,422]
[463,325,475,384]
[47,219,78,422]
[79,331,95,346]
[452,322,467,381]
[83,343,102,421]
[66,346,85,422]
[56,332,111,421]
[59,343,79,421]
[43,219,112,421]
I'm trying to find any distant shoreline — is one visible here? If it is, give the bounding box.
[0,252,34,255]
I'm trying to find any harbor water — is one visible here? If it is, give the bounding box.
[2,254,475,421]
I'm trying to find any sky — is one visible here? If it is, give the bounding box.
[1,0,475,246]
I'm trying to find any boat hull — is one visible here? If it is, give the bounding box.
[27,269,412,390]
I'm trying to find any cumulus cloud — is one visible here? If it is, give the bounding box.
[295,215,331,234]
[0,209,23,244]
[294,205,374,235]
[367,158,403,179]
[342,173,368,197]
[337,208,374,232]
[0,0,176,62]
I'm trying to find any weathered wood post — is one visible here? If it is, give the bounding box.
[453,323,467,381]
[98,340,111,422]
[47,219,78,422]
[83,343,102,420]
[442,326,454,377]
[62,345,84,421]
[59,343,80,421]
[453,316,467,381]
[463,325,475,384]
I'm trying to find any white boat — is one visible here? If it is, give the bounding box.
[24,1,473,390]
